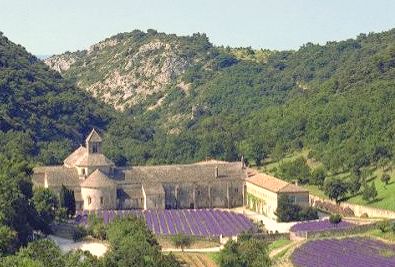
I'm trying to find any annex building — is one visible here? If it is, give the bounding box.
[32,129,309,219]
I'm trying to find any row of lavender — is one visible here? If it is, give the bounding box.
[290,219,355,233]
[76,209,256,237]
[292,237,395,267]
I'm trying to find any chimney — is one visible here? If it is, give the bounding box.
[241,155,246,169]
[215,166,219,178]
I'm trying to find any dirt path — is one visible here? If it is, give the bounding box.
[269,241,295,258]
[162,246,222,253]
[175,253,217,267]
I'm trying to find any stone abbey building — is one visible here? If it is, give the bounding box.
[33,129,309,219]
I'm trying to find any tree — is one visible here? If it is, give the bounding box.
[59,185,76,218]
[329,214,342,227]
[171,234,193,252]
[324,179,349,204]
[348,174,362,195]
[33,188,58,225]
[311,167,326,187]
[378,220,390,233]
[0,225,16,255]
[104,217,181,267]
[275,195,318,222]
[218,239,271,267]
[278,157,311,184]
[362,182,378,202]
[17,239,65,267]
[381,173,391,186]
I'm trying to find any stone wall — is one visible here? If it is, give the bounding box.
[81,187,116,210]
[162,180,244,210]
[310,195,395,219]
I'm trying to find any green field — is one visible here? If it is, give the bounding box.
[258,150,395,212]
[268,238,292,252]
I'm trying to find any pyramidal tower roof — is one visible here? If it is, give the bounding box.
[86,128,102,143]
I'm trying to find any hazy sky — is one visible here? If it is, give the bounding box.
[1,0,394,55]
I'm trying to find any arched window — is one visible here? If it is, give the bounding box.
[100,197,104,205]
[87,196,92,205]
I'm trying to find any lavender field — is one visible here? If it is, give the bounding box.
[76,209,256,237]
[290,219,355,233]
[292,237,395,267]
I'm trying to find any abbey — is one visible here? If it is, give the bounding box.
[32,129,309,219]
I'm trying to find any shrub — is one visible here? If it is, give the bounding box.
[378,220,390,233]
[72,226,87,242]
[360,213,369,218]
[329,214,342,226]
[381,174,391,185]
[171,234,193,252]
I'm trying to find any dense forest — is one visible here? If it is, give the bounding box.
[97,29,395,176]
[1,29,394,175]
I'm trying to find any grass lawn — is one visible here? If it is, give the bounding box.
[365,228,395,242]
[268,238,292,252]
[302,167,395,211]
[206,252,220,264]
[256,149,395,212]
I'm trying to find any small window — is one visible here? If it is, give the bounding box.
[197,190,201,196]
[87,196,92,205]
[100,197,104,205]
[235,188,239,193]
[92,143,98,153]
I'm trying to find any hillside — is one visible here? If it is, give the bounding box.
[0,32,113,164]
[45,30,234,111]
[47,29,395,174]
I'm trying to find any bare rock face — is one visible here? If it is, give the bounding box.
[44,32,206,111]
[44,55,77,73]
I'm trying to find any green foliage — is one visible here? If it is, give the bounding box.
[324,178,349,204]
[32,188,58,225]
[87,214,107,240]
[59,185,76,218]
[311,167,326,187]
[329,214,342,225]
[0,156,48,246]
[0,32,112,165]
[275,195,318,222]
[72,225,88,242]
[0,225,16,256]
[218,239,271,267]
[170,234,193,251]
[17,239,65,267]
[362,181,378,202]
[381,173,391,185]
[278,157,311,184]
[104,217,180,267]
[378,220,391,233]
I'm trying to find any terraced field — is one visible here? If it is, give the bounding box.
[174,253,217,267]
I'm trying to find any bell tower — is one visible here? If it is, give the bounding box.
[85,129,103,154]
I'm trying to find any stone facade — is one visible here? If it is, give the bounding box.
[245,170,309,220]
[32,129,309,217]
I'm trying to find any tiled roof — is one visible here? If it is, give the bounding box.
[33,166,80,188]
[75,153,114,167]
[33,161,247,192]
[64,146,87,167]
[81,169,116,188]
[122,161,246,184]
[85,129,102,142]
[246,170,307,193]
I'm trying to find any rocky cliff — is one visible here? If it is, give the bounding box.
[45,30,221,110]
